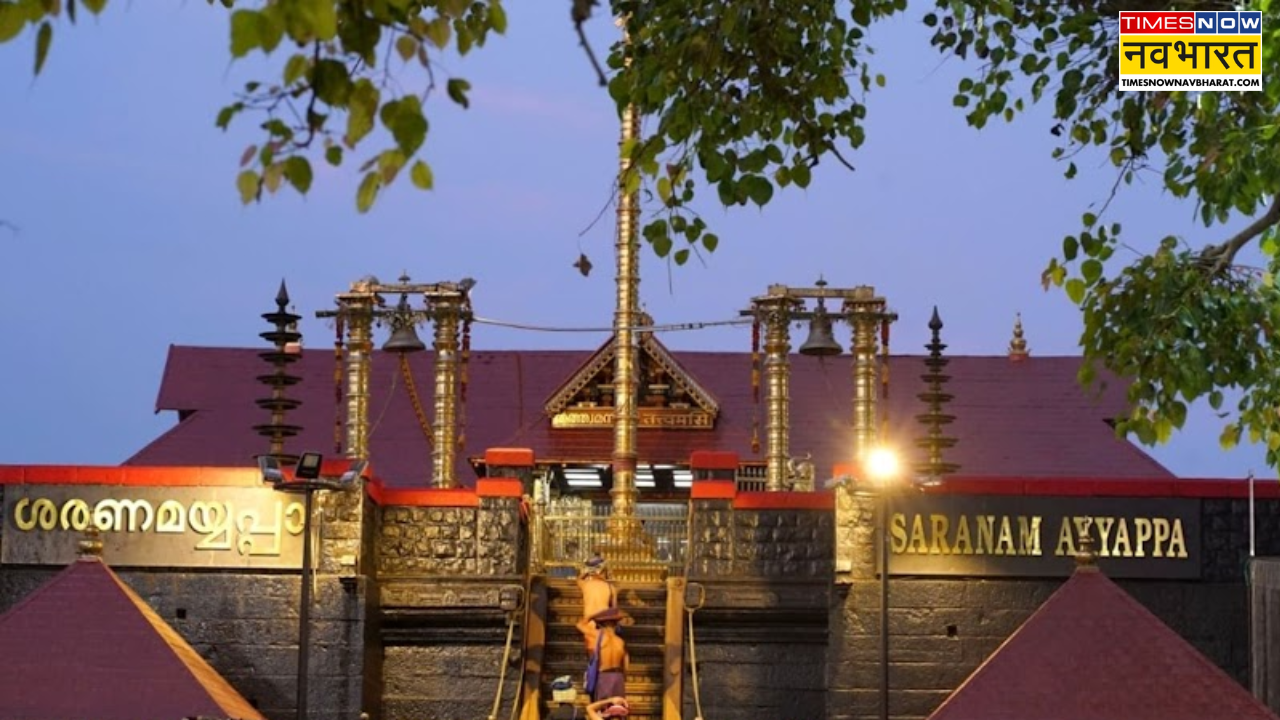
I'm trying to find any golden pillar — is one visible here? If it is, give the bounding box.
[846,286,885,465]
[340,287,375,461]
[429,291,464,489]
[754,293,801,491]
[610,97,642,527]
[835,286,888,582]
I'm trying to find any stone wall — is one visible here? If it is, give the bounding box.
[824,493,1280,720]
[377,497,521,577]
[685,495,834,719]
[375,489,526,720]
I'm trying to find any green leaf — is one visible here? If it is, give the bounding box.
[377,149,406,184]
[380,96,428,155]
[1220,423,1241,450]
[425,17,451,49]
[313,59,353,106]
[674,248,690,265]
[1082,212,1097,227]
[0,5,26,43]
[237,170,260,204]
[490,1,508,33]
[356,171,381,213]
[1081,259,1103,284]
[346,79,379,147]
[283,156,313,194]
[447,78,471,109]
[325,145,343,166]
[298,0,337,40]
[791,163,811,189]
[262,162,284,193]
[410,159,434,190]
[652,230,673,257]
[215,103,243,131]
[230,10,260,58]
[745,176,773,207]
[702,233,719,252]
[82,0,106,13]
[395,34,418,62]
[33,21,51,75]
[657,177,672,203]
[283,54,310,86]
[1064,278,1086,304]
[1063,235,1078,261]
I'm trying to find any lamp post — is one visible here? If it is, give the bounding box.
[259,452,364,720]
[865,446,902,720]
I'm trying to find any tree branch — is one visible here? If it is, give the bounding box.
[1202,196,1280,275]
[574,18,608,87]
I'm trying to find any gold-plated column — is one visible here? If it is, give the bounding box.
[847,286,885,465]
[755,294,801,491]
[610,93,642,526]
[342,291,375,461]
[430,292,463,489]
[530,475,548,574]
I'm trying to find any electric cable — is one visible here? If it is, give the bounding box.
[470,315,752,334]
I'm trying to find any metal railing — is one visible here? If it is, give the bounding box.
[736,463,768,492]
[538,497,689,582]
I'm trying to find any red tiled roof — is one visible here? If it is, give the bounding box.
[0,556,265,720]
[125,345,1172,486]
[927,565,1280,720]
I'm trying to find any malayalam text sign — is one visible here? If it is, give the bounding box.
[2,484,306,568]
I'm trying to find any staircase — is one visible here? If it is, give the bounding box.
[542,578,668,720]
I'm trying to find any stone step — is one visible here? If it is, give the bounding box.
[538,579,670,720]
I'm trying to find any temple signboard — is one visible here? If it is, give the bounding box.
[884,495,1202,579]
[2,484,305,568]
[552,406,715,430]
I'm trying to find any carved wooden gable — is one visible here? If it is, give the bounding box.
[544,334,719,430]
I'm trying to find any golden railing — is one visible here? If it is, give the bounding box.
[537,497,689,583]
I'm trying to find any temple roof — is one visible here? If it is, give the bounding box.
[126,345,1172,486]
[0,555,265,720]
[927,564,1279,720]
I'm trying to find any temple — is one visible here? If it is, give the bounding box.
[4,285,1280,720]
[4,33,1280,720]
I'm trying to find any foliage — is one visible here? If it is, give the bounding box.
[927,0,1280,464]
[6,0,1280,466]
[606,0,900,264]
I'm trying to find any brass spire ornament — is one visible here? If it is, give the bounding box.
[610,18,642,531]
[914,307,959,479]
[254,280,303,467]
[77,524,104,560]
[1075,530,1099,570]
[1009,312,1029,361]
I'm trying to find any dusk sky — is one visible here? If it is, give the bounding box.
[0,4,1268,478]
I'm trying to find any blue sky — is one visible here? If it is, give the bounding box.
[0,4,1268,478]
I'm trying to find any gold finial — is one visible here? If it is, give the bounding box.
[1008,312,1029,361]
[1075,530,1099,570]
[77,524,104,560]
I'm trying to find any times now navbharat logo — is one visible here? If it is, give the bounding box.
[1118,11,1263,91]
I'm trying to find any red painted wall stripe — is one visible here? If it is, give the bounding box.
[476,478,525,498]
[734,491,834,511]
[690,480,736,499]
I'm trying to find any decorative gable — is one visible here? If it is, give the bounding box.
[544,334,719,430]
